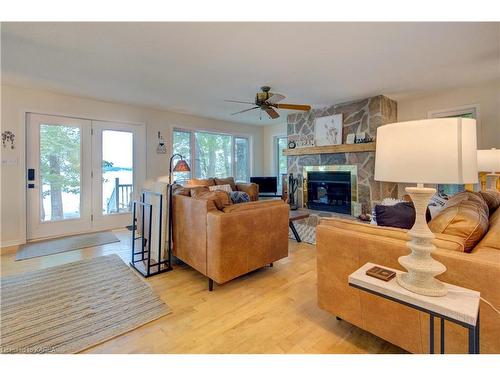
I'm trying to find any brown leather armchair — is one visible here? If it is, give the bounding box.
[173,195,289,290]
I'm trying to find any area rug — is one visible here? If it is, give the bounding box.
[16,231,120,261]
[288,222,316,244]
[0,254,171,354]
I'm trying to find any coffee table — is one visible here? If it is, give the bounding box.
[289,209,310,242]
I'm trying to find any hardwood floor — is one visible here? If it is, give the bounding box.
[0,231,405,354]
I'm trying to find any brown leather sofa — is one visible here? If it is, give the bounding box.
[186,177,259,201]
[317,190,500,353]
[172,187,289,290]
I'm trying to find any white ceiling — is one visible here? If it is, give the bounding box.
[2,22,499,126]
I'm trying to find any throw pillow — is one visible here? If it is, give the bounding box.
[429,198,489,253]
[375,202,431,230]
[171,183,191,196]
[214,177,237,191]
[479,190,500,215]
[190,188,232,210]
[209,184,233,193]
[229,191,250,204]
[187,178,215,187]
[428,192,449,219]
[371,198,405,225]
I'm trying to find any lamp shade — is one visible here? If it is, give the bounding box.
[173,159,190,172]
[477,148,500,173]
[375,118,478,184]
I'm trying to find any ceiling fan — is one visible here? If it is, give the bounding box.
[225,86,311,120]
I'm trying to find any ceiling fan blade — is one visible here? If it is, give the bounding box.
[231,106,260,115]
[275,103,311,111]
[225,99,256,105]
[266,93,286,104]
[265,107,280,119]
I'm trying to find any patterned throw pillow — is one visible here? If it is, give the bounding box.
[229,191,250,204]
[209,184,233,193]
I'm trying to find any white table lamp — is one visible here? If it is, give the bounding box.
[375,118,478,296]
[477,148,500,190]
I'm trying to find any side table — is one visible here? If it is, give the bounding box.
[348,262,481,354]
[289,209,310,242]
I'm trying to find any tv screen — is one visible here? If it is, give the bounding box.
[250,176,278,194]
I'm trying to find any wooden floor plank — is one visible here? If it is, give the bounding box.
[0,230,405,354]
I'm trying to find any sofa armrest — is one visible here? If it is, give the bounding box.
[236,182,259,201]
[172,195,209,275]
[206,201,289,284]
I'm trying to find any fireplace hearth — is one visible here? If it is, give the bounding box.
[306,171,352,214]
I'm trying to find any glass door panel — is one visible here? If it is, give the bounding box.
[39,124,82,222]
[91,121,145,231]
[102,130,134,215]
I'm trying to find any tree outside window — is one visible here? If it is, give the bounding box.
[172,129,249,183]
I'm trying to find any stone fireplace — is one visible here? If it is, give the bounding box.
[303,165,358,215]
[287,95,398,216]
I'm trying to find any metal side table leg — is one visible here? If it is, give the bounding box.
[289,222,301,242]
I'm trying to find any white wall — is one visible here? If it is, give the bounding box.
[0,84,265,246]
[397,79,500,149]
[262,122,287,177]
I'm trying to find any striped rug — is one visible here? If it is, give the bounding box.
[0,255,171,354]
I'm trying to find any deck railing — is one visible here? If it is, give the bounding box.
[106,177,133,213]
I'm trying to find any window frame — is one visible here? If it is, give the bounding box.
[171,127,252,183]
[275,135,288,188]
[428,104,481,144]
[428,104,481,195]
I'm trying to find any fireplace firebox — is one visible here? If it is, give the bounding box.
[306,171,351,214]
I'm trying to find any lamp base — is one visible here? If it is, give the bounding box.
[396,186,448,297]
[397,272,447,297]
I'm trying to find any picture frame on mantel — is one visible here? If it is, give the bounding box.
[315,114,343,146]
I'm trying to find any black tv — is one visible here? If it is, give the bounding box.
[250,176,278,194]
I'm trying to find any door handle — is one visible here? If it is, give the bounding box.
[28,168,35,181]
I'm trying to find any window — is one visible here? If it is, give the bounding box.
[234,137,250,182]
[276,136,288,188]
[172,129,250,183]
[429,105,479,196]
[172,130,192,184]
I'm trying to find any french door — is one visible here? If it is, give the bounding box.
[26,113,145,240]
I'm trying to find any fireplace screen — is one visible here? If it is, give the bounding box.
[306,171,351,214]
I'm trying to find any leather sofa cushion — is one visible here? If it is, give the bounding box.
[190,187,232,210]
[429,194,489,253]
[479,190,500,215]
[172,183,191,196]
[187,178,215,187]
[214,177,237,191]
[222,199,284,213]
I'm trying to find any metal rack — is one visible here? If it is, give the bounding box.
[130,191,172,277]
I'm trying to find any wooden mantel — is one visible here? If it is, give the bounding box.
[283,142,376,156]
